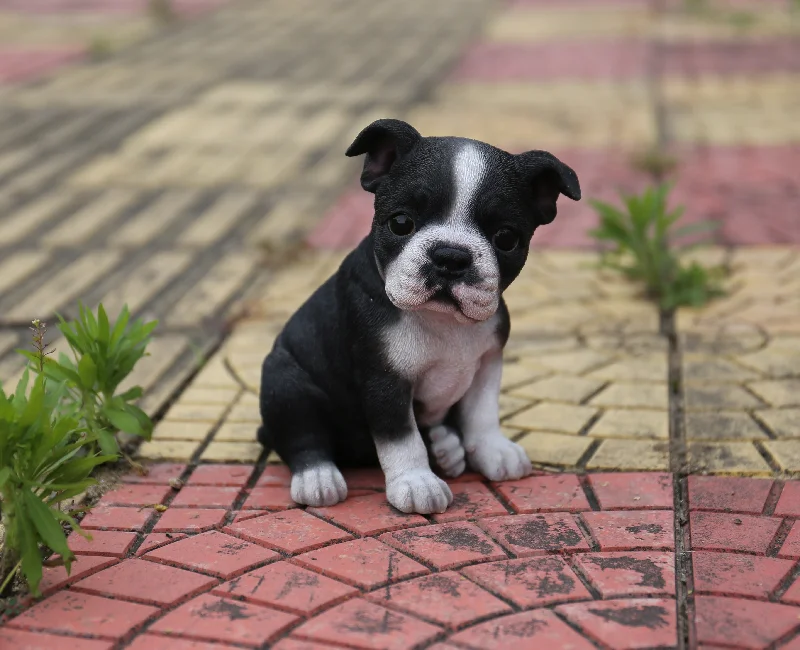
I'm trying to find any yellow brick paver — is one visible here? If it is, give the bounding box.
[686,442,772,475]
[587,439,670,472]
[754,410,800,440]
[684,412,768,441]
[589,382,669,410]
[505,401,600,435]
[517,432,594,468]
[407,81,656,150]
[590,409,670,440]
[677,249,800,475]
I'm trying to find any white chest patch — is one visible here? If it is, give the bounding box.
[382,312,501,427]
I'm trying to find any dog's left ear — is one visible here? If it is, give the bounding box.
[515,150,581,225]
[346,119,422,193]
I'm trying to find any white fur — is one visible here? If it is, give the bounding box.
[429,425,466,477]
[460,349,532,481]
[374,431,453,514]
[382,311,501,427]
[382,142,500,322]
[290,463,348,507]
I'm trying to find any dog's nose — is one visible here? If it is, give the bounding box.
[431,246,473,277]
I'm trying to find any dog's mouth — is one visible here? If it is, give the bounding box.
[385,280,499,323]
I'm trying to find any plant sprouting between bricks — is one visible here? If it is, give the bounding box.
[0,305,156,596]
[20,304,157,458]
[589,183,726,311]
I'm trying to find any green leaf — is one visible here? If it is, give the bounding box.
[20,375,45,427]
[103,406,142,436]
[97,304,110,344]
[46,455,111,486]
[124,403,152,440]
[0,467,11,488]
[96,429,120,456]
[109,305,131,348]
[46,480,98,505]
[77,355,97,391]
[37,357,82,386]
[118,386,143,402]
[22,489,71,559]
[17,512,43,595]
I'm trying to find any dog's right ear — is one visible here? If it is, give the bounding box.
[345,119,422,193]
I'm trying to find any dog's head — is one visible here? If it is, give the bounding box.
[346,119,581,323]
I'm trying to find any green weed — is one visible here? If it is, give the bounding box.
[589,184,725,311]
[21,304,158,457]
[0,305,157,595]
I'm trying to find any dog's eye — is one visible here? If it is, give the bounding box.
[493,228,519,252]
[388,215,415,237]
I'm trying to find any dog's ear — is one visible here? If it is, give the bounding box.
[345,119,422,193]
[515,150,581,225]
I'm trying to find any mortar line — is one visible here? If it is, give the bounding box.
[666,308,694,650]
[646,0,695,644]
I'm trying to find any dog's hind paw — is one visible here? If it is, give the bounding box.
[386,468,453,514]
[290,463,348,507]
[467,434,532,482]
[429,425,466,478]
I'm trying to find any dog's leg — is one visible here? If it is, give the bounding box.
[365,378,453,514]
[375,428,454,514]
[429,425,466,478]
[289,462,348,508]
[261,350,348,508]
[458,348,532,481]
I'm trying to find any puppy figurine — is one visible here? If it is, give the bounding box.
[258,119,581,514]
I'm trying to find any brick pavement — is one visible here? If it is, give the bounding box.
[2,0,800,647]
[5,463,800,649]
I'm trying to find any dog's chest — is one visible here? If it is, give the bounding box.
[382,314,500,424]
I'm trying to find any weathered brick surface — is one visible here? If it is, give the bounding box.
[7,463,800,648]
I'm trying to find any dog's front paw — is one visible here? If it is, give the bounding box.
[291,463,348,507]
[429,425,466,478]
[386,469,453,514]
[467,435,532,482]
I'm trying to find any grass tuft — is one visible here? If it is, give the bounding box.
[589,183,726,312]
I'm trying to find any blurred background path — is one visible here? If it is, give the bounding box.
[2,1,800,649]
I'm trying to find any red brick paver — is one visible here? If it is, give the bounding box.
[494,474,591,513]
[149,593,298,647]
[379,522,507,570]
[145,530,278,578]
[225,509,353,554]
[450,609,596,649]
[581,510,675,551]
[0,629,113,650]
[462,556,590,608]
[573,551,675,598]
[73,558,218,606]
[6,590,158,640]
[212,562,357,615]
[6,463,800,647]
[367,571,512,628]
[589,473,674,510]
[558,598,678,649]
[688,475,774,514]
[689,511,782,554]
[692,552,793,599]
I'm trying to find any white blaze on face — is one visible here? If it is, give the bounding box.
[383,142,500,322]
